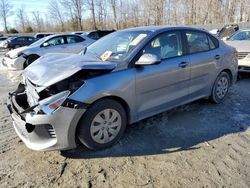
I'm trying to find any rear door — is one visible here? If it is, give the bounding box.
[184,30,221,99]
[15,37,26,46]
[135,30,191,120]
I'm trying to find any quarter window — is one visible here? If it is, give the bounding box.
[186,31,210,53]
[142,31,183,60]
[208,35,219,49]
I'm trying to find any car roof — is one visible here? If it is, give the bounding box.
[43,33,84,40]
[13,36,34,38]
[121,25,206,33]
[238,28,250,31]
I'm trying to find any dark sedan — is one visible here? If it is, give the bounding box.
[3,36,37,49]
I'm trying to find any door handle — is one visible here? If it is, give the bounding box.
[215,55,221,60]
[179,62,188,68]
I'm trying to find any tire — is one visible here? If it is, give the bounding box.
[210,71,231,104]
[24,55,40,69]
[77,99,127,150]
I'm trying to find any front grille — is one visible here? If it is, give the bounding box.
[238,52,250,60]
[46,125,56,138]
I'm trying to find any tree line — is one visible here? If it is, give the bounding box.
[1,0,250,33]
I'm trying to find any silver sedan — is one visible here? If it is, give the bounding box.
[2,34,95,70]
[7,26,238,151]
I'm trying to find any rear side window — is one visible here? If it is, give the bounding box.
[16,37,26,42]
[185,31,210,53]
[28,37,34,41]
[66,36,85,44]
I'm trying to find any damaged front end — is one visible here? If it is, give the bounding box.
[7,79,86,151]
[7,56,117,151]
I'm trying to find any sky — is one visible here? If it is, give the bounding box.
[1,0,50,30]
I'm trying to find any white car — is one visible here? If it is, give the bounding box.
[2,34,95,70]
[224,29,250,72]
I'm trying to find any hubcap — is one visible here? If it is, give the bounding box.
[216,76,229,99]
[90,109,122,144]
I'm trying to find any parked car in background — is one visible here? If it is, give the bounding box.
[224,29,250,73]
[34,33,53,39]
[210,24,239,39]
[7,26,238,151]
[2,34,95,70]
[0,36,8,41]
[1,36,36,49]
[0,37,9,49]
[82,30,116,40]
[0,37,14,49]
[71,31,84,35]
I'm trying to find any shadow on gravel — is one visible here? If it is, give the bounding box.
[61,77,250,159]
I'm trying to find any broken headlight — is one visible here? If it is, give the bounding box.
[36,90,70,114]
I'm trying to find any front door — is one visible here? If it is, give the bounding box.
[41,36,68,54]
[135,31,191,120]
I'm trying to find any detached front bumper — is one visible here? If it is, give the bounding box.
[2,56,26,70]
[7,92,85,151]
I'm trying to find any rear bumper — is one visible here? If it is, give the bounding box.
[7,92,85,151]
[2,56,26,70]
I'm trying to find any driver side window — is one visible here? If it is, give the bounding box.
[142,31,183,60]
[46,37,65,46]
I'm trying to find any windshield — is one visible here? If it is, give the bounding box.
[84,30,151,62]
[229,30,250,41]
[29,35,51,47]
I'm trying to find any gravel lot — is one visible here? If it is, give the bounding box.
[0,50,249,188]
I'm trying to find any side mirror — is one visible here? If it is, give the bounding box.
[42,42,49,47]
[135,53,160,66]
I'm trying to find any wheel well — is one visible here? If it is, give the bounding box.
[221,69,233,85]
[23,54,40,69]
[27,54,40,59]
[92,96,131,123]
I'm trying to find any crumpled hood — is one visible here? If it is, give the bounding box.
[225,41,250,52]
[6,46,30,58]
[23,53,117,87]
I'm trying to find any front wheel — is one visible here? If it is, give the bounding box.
[210,71,231,103]
[77,99,127,150]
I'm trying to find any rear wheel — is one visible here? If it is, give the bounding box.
[23,55,40,69]
[77,99,127,150]
[210,71,231,103]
